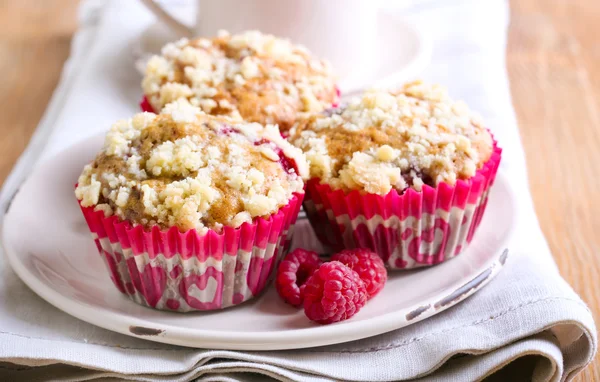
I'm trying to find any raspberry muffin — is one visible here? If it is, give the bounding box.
[141,30,339,134]
[289,81,502,269]
[75,101,307,311]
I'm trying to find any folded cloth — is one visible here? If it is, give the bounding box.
[0,0,596,381]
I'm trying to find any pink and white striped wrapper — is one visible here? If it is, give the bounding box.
[303,143,502,270]
[79,193,303,312]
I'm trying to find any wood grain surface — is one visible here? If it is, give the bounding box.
[507,1,600,379]
[0,0,597,380]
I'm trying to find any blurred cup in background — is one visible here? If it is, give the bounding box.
[140,0,381,80]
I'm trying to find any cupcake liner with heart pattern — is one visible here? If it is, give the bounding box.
[303,142,502,269]
[79,193,303,312]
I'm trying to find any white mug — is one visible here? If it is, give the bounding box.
[140,0,380,81]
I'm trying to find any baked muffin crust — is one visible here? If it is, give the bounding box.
[142,30,338,133]
[289,81,493,195]
[76,101,307,233]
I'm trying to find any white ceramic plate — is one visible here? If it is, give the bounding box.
[3,135,514,350]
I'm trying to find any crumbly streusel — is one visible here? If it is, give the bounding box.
[289,81,494,195]
[142,30,338,133]
[75,101,308,233]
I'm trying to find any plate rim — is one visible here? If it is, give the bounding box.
[2,136,515,351]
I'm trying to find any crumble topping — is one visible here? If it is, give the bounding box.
[142,30,338,133]
[289,81,494,195]
[75,101,307,234]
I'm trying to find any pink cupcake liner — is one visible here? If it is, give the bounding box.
[303,142,502,270]
[79,193,303,312]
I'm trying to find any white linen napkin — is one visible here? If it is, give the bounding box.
[0,0,596,381]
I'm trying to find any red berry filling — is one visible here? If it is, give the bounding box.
[253,139,298,174]
[333,86,341,107]
[276,249,323,307]
[140,96,154,113]
[220,124,239,136]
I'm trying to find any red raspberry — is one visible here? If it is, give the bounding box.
[303,261,367,324]
[331,248,387,299]
[276,249,322,307]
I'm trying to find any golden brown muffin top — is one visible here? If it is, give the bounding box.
[76,101,307,233]
[142,30,338,133]
[289,81,494,195]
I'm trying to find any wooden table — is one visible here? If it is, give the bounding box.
[1,0,598,379]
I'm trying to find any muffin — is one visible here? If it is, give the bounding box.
[75,101,307,311]
[140,30,339,134]
[289,81,502,269]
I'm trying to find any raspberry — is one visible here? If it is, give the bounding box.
[303,261,367,324]
[276,249,322,307]
[331,249,387,299]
